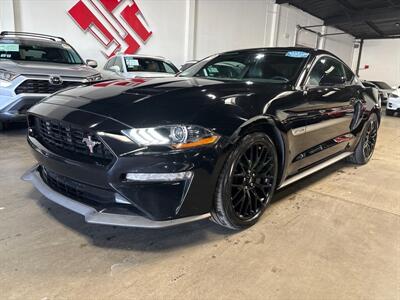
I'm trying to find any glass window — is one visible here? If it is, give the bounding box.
[115,57,124,71]
[307,57,345,86]
[162,62,177,74]
[124,57,174,73]
[104,57,116,69]
[343,65,354,83]
[183,50,310,83]
[0,39,83,64]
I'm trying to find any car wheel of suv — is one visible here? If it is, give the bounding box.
[386,109,394,116]
[211,133,278,230]
[0,121,6,131]
[348,113,378,165]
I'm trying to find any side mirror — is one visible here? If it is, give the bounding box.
[86,59,98,68]
[109,65,121,73]
[320,74,346,86]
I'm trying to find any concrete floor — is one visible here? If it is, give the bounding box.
[0,115,399,300]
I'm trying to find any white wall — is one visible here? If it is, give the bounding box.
[194,0,273,59]
[1,0,355,69]
[276,4,354,66]
[355,39,400,87]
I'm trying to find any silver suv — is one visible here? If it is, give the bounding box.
[0,31,102,130]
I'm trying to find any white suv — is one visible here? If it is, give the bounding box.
[386,93,400,116]
[0,31,102,130]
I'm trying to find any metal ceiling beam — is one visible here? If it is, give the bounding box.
[365,21,385,37]
[325,7,400,26]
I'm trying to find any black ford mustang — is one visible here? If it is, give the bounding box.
[23,48,380,229]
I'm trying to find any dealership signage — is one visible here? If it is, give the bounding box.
[68,0,152,57]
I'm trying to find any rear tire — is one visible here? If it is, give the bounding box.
[347,113,378,165]
[0,121,5,131]
[211,133,278,230]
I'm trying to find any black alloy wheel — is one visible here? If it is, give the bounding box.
[211,132,278,229]
[362,119,378,160]
[348,113,379,165]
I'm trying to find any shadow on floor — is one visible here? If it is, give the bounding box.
[27,159,354,252]
[0,122,27,136]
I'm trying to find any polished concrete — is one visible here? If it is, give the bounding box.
[0,116,399,300]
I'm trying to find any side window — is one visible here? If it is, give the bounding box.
[163,62,177,74]
[114,57,124,72]
[343,65,355,83]
[105,57,116,70]
[307,57,346,86]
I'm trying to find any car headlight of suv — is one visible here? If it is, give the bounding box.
[86,73,102,82]
[121,125,220,149]
[0,69,18,85]
[389,93,399,98]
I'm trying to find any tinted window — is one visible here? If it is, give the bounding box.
[182,50,310,83]
[162,62,177,74]
[124,57,174,73]
[115,57,124,71]
[307,57,345,86]
[0,39,83,64]
[343,65,354,83]
[104,57,116,69]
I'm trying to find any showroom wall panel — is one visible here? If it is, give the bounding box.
[8,0,187,68]
[324,27,355,66]
[0,0,355,68]
[193,0,274,59]
[276,4,354,66]
[355,39,400,87]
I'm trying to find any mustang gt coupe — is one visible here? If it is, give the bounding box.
[23,48,380,230]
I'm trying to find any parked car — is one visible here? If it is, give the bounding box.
[103,54,178,79]
[23,47,380,230]
[386,93,400,116]
[180,60,198,71]
[0,31,102,130]
[362,80,394,105]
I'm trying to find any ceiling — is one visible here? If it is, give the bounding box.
[276,0,400,39]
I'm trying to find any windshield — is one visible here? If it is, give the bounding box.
[179,50,310,83]
[371,81,392,89]
[124,57,177,74]
[0,39,83,64]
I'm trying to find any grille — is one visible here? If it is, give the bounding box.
[32,116,114,165]
[40,167,115,206]
[15,79,82,94]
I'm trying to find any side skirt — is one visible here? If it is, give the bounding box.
[278,152,353,189]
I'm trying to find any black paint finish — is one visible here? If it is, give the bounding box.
[26,48,380,221]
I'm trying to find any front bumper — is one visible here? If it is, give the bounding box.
[22,165,210,228]
[387,99,400,111]
[0,75,86,122]
[0,93,48,122]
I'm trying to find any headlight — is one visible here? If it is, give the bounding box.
[389,93,399,98]
[121,125,220,149]
[86,73,102,82]
[0,69,18,81]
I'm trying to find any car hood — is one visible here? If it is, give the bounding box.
[0,59,99,77]
[39,77,288,128]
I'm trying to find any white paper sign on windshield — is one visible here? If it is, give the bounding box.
[0,44,20,52]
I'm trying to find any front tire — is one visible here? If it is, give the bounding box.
[348,113,378,165]
[211,133,278,229]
